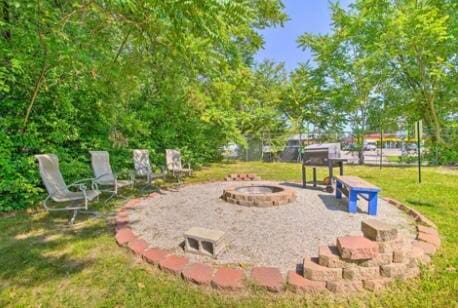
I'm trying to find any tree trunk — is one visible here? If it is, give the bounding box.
[2,0,11,41]
[22,62,47,131]
[358,136,365,165]
[425,94,444,145]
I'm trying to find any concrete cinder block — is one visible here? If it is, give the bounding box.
[184,227,225,258]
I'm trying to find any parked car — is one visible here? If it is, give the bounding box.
[406,143,417,152]
[343,143,358,151]
[364,143,377,151]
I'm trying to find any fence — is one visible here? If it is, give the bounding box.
[226,127,458,166]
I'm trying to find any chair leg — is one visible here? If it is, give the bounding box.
[104,191,117,203]
[70,210,78,225]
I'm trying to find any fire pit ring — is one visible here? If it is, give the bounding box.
[222,184,296,207]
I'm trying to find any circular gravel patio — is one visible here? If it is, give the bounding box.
[129,181,416,273]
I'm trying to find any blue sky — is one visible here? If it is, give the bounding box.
[255,0,353,71]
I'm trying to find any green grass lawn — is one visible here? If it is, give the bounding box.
[0,162,457,307]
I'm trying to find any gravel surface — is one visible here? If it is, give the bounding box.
[129,181,416,273]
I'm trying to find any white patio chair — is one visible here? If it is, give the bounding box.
[89,151,133,200]
[133,149,166,191]
[165,149,192,182]
[35,154,101,224]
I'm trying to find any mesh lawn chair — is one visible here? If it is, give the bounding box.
[133,149,166,192]
[35,154,101,224]
[89,151,133,200]
[165,149,192,182]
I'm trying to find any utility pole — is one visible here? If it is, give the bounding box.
[415,120,422,183]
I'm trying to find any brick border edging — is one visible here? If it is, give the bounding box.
[382,197,438,230]
[224,173,261,181]
[113,191,440,294]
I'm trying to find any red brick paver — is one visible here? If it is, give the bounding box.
[181,263,213,285]
[417,232,441,248]
[115,215,129,224]
[286,271,326,293]
[124,198,141,209]
[159,255,189,275]
[337,236,379,260]
[412,240,437,256]
[115,221,130,232]
[417,225,439,236]
[127,238,148,255]
[116,210,129,219]
[211,267,245,290]
[142,248,170,265]
[115,228,135,246]
[251,266,284,292]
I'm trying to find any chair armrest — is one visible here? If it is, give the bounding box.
[71,178,99,190]
[94,172,117,182]
[48,181,89,199]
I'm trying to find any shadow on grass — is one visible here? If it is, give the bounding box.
[406,199,435,208]
[0,213,108,288]
[0,186,139,290]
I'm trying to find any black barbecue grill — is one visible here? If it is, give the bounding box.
[301,143,347,191]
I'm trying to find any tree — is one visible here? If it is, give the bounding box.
[0,0,287,211]
[297,0,457,162]
[298,3,382,164]
[281,64,332,147]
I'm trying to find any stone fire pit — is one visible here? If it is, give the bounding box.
[115,181,440,294]
[221,184,296,207]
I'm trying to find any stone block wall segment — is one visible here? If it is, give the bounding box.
[377,238,404,254]
[363,278,392,292]
[326,280,363,293]
[380,263,408,278]
[337,236,379,260]
[357,253,392,267]
[303,258,342,281]
[361,219,398,242]
[286,271,326,293]
[343,266,380,281]
[318,245,350,268]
